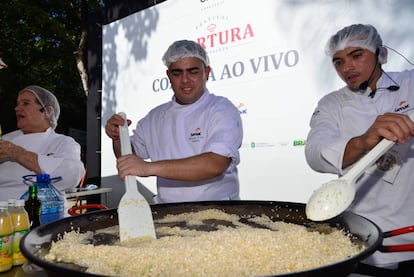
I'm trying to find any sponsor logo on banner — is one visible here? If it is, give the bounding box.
[197,23,254,50]
[151,3,300,93]
[237,103,247,115]
[293,140,306,146]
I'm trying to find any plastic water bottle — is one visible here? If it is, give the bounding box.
[21,174,64,224]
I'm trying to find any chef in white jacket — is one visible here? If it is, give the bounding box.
[105,40,243,203]
[0,85,85,201]
[305,24,414,274]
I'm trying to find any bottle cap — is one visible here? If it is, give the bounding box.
[36,174,50,183]
[8,198,16,206]
[15,199,25,206]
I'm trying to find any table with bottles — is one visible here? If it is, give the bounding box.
[0,174,112,276]
[0,199,49,276]
[0,174,67,276]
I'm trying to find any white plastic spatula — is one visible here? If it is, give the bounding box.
[118,112,156,242]
[306,112,414,221]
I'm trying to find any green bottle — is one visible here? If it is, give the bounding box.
[24,186,41,228]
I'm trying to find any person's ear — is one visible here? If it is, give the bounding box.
[45,106,54,118]
[378,46,388,64]
[205,66,211,80]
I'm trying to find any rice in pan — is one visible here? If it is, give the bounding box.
[44,209,364,277]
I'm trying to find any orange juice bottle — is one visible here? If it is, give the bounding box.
[10,200,29,266]
[0,201,13,272]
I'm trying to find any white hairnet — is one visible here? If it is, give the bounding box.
[325,24,387,64]
[162,40,210,67]
[19,85,60,129]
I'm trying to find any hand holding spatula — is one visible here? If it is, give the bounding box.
[118,112,156,243]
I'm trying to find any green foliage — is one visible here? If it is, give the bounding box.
[0,0,103,136]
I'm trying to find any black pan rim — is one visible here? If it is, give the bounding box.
[20,200,383,277]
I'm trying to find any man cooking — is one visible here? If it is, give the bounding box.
[305,24,414,275]
[105,39,243,203]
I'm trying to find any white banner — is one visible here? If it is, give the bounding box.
[101,0,414,203]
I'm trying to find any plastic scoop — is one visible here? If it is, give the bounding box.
[118,112,156,242]
[306,113,414,221]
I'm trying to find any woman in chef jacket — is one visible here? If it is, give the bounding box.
[0,85,85,201]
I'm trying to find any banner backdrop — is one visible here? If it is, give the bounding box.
[101,0,414,203]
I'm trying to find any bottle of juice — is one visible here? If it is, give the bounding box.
[0,201,13,272]
[7,199,17,214]
[10,199,29,266]
[7,199,16,249]
[24,186,41,228]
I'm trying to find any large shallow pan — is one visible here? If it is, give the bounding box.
[20,200,414,277]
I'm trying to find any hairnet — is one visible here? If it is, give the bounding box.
[19,85,60,129]
[325,24,387,64]
[162,40,210,67]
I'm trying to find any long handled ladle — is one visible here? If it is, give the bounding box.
[306,112,414,221]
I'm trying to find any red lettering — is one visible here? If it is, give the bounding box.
[244,24,254,39]
[197,37,207,48]
[231,28,241,41]
[219,30,229,45]
[207,33,217,47]
[197,24,255,49]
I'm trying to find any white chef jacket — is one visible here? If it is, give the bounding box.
[305,69,414,268]
[131,89,243,203]
[0,128,85,201]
